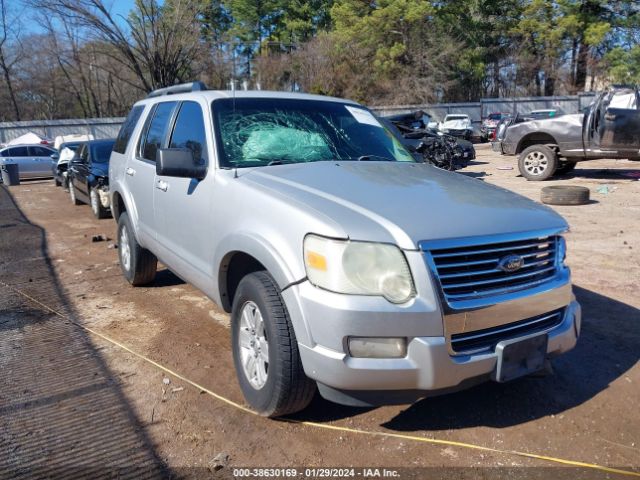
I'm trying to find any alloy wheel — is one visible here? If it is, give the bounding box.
[238,301,269,390]
[523,151,548,176]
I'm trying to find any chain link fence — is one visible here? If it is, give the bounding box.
[0,93,598,144]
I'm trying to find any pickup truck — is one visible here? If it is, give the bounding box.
[109,82,581,416]
[493,86,640,180]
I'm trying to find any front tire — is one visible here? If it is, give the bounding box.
[117,211,157,286]
[90,187,110,219]
[518,145,558,181]
[231,271,315,417]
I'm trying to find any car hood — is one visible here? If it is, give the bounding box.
[443,119,471,130]
[241,162,567,250]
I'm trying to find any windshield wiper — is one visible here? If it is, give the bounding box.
[357,154,395,162]
[267,159,295,166]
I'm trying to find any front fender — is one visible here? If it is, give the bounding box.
[214,231,304,305]
[213,232,312,345]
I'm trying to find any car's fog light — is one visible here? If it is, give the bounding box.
[348,337,407,358]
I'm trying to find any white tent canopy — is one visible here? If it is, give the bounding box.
[6,132,51,146]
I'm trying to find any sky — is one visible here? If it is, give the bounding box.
[16,0,137,33]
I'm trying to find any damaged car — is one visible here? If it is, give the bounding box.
[68,139,115,218]
[380,118,474,171]
[439,114,474,141]
[382,112,475,170]
[109,84,581,416]
[493,86,640,180]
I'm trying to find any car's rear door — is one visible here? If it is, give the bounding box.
[4,147,34,177]
[153,99,214,288]
[128,100,178,247]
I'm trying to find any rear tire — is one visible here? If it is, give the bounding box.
[519,145,558,181]
[117,211,157,286]
[231,271,315,417]
[90,187,110,219]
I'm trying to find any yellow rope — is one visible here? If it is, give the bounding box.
[5,281,639,478]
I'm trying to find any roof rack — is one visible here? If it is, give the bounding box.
[147,81,208,98]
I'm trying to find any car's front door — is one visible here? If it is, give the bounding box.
[128,101,178,248]
[28,146,55,177]
[69,144,88,197]
[153,100,214,289]
[74,145,91,197]
[598,88,640,152]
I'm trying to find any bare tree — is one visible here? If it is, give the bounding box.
[30,0,204,92]
[0,0,22,120]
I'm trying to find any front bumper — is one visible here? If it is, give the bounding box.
[286,264,580,406]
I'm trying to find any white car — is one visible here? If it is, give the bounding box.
[439,114,474,140]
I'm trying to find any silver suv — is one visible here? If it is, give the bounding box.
[109,82,581,416]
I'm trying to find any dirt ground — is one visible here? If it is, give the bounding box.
[1,145,639,479]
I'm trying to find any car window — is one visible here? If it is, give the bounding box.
[90,141,115,163]
[76,145,89,162]
[114,105,144,154]
[169,101,207,164]
[29,146,53,157]
[140,102,177,162]
[7,147,29,157]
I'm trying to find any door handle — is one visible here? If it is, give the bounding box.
[126,167,136,176]
[604,113,617,121]
[156,180,168,192]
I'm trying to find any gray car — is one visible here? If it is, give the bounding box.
[109,83,581,416]
[494,86,640,180]
[0,144,56,179]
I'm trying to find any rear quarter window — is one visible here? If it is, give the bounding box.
[113,105,144,154]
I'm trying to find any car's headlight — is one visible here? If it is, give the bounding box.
[557,236,567,265]
[304,235,415,303]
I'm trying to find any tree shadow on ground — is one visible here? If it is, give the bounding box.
[0,185,171,478]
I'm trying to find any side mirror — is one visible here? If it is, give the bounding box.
[50,153,59,161]
[156,148,206,180]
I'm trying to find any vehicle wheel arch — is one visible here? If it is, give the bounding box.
[218,241,297,311]
[516,132,558,154]
[218,245,313,352]
[111,190,127,222]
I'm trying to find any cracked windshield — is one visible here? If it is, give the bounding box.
[213,98,415,168]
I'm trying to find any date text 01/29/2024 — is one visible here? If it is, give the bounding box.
[232,468,400,478]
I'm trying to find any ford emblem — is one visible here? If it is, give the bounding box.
[498,254,524,273]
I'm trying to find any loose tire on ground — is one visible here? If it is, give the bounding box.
[518,145,558,181]
[231,271,316,417]
[117,211,157,286]
[90,187,110,219]
[541,185,590,206]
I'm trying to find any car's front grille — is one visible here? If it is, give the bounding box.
[427,235,558,303]
[450,309,564,354]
